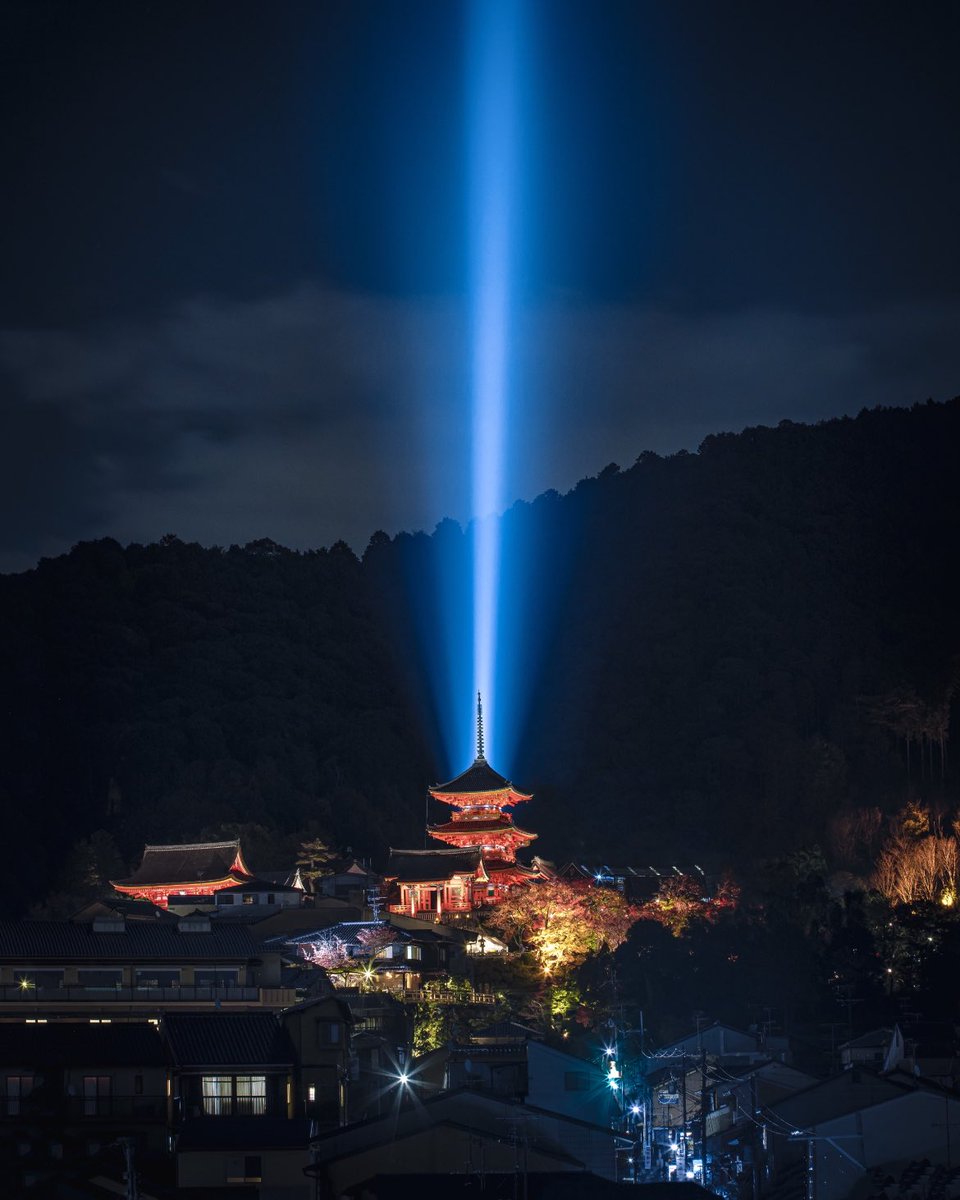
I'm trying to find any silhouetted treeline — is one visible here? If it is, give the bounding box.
[1,400,958,913]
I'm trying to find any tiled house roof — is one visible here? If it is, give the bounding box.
[163,1012,294,1068]
[0,919,258,961]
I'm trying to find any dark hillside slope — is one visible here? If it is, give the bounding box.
[502,401,960,863]
[1,400,958,910]
[0,537,429,914]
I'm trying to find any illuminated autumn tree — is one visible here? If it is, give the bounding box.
[637,873,740,937]
[873,834,958,906]
[490,879,639,976]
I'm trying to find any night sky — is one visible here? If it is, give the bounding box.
[2,0,958,573]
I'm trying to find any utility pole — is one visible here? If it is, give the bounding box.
[700,1048,709,1187]
[680,1052,688,1176]
[751,1073,761,1200]
[118,1138,139,1200]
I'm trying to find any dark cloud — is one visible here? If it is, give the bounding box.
[3,287,957,572]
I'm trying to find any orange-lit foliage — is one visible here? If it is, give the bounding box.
[490,879,640,976]
[870,802,959,906]
[873,826,958,907]
[637,873,740,937]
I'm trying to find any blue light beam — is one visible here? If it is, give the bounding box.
[468,0,521,765]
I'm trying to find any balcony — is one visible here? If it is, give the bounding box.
[0,985,296,1006]
[388,899,476,915]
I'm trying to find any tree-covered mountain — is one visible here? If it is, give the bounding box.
[1,399,958,914]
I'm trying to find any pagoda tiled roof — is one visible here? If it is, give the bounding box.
[113,839,252,888]
[0,918,258,961]
[163,1012,294,1068]
[428,818,536,838]
[430,757,531,800]
[385,847,484,882]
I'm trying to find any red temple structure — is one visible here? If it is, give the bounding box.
[111,839,254,908]
[385,695,543,916]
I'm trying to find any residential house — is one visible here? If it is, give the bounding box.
[164,1011,296,1123]
[417,1021,618,1129]
[212,877,304,914]
[655,1021,791,1066]
[338,988,412,1122]
[307,1088,629,1194]
[176,1115,313,1198]
[0,1021,169,1189]
[0,911,294,1020]
[312,858,383,909]
[801,1089,960,1200]
[280,994,353,1126]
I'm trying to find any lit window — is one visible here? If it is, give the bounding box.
[307,1086,316,1102]
[202,1075,233,1116]
[202,1074,266,1116]
[235,1076,266,1116]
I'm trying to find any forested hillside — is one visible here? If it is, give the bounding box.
[1,400,958,914]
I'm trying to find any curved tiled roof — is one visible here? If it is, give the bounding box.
[428,818,536,838]
[113,840,251,887]
[430,758,531,800]
[385,847,484,882]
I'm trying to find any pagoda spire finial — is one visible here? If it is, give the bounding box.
[476,691,486,761]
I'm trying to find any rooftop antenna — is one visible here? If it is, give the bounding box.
[476,691,486,761]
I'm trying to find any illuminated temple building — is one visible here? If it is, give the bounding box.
[111,839,255,908]
[385,697,543,916]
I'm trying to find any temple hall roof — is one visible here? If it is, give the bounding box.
[430,756,531,800]
[385,847,485,882]
[113,839,252,888]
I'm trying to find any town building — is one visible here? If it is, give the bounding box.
[0,910,295,1019]
[307,1088,629,1194]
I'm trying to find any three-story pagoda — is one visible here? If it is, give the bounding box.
[385,695,542,916]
